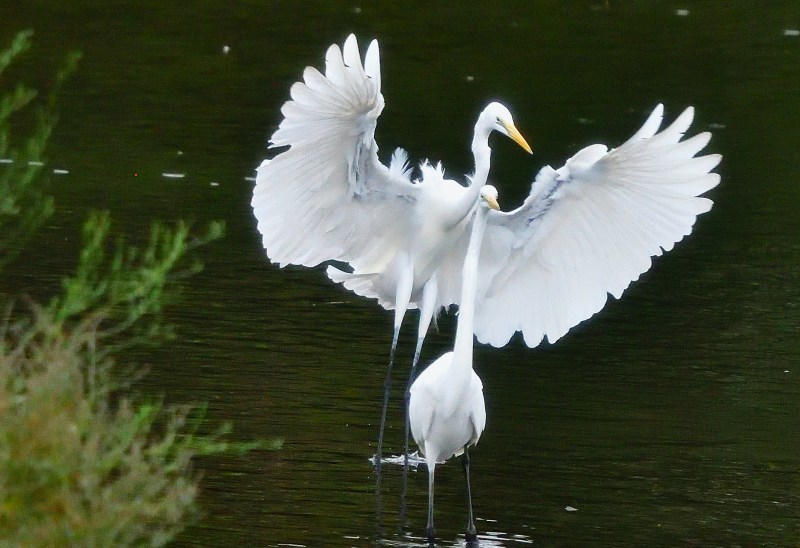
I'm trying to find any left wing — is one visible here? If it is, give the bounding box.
[437,104,722,348]
[252,35,421,272]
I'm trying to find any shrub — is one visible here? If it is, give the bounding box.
[0,31,276,546]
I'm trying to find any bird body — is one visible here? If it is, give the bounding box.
[327,161,478,308]
[409,351,486,464]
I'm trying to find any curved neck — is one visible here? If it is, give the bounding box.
[471,121,493,186]
[444,122,492,229]
[453,205,488,364]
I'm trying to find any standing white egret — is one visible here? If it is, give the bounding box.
[408,185,497,543]
[251,35,531,465]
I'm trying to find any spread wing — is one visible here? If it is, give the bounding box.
[251,35,420,272]
[437,104,721,347]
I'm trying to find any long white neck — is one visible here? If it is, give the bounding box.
[471,120,493,186]
[452,204,489,365]
[444,119,492,229]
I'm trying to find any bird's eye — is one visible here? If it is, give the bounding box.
[496,117,502,124]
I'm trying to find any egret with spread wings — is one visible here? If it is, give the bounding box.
[251,35,721,465]
[251,35,531,465]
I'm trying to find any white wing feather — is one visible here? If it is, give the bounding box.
[252,35,419,271]
[438,105,721,347]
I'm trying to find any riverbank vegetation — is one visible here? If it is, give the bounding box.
[0,30,274,545]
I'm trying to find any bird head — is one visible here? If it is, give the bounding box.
[480,185,501,210]
[481,102,532,154]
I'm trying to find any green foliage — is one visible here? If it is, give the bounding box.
[0,305,280,546]
[0,31,280,545]
[0,30,80,270]
[0,212,284,543]
[1,307,196,546]
[50,212,225,356]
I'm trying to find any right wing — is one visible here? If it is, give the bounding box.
[252,35,421,272]
[431,105,721,348]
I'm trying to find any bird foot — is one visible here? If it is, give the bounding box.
[426,525,435,544]
[466,523,478,543]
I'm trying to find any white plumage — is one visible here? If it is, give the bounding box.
[251,34,721,460]
[460,104,721,348]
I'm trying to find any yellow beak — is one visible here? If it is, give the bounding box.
[503,122,533,154]
[485,196,501,210]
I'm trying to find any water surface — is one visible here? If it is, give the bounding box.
[1,1,799,546]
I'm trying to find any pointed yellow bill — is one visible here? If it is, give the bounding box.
[503,122,533,154]
[485,195,501,210]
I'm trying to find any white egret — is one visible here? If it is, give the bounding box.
[408,186,497,543]
[251,35,531,465]
[251,35,722,464]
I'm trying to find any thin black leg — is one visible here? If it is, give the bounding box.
[426,461,436,543]
[462,446,477,542]
[375,326,400,471]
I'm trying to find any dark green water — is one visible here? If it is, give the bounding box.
[2,1,799,546]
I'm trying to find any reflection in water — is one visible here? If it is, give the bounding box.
[2,1,800,546]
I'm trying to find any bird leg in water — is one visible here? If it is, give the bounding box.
[426,462,436,543]
[377,267,414,468]
[462,447,478,541]
[375,325,399,470]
